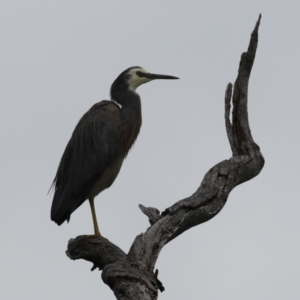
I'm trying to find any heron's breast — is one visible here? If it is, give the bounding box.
[120,118,142,155]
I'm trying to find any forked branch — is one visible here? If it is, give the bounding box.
[66,15,264,300]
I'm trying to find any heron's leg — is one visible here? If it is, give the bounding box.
[89,198,102,237]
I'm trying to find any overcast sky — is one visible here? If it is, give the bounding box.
[1,1,300,299]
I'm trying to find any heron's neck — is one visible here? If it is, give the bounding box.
[112,88,141,116]
[112,87,137,103]
[112,88,142,155]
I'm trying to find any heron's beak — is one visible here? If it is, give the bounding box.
[145,73,179,80]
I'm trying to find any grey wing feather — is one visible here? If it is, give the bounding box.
[51,101,121,225]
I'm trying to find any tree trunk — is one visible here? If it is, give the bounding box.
[66,15,264,300]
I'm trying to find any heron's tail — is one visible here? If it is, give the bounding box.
[50,186,83,225]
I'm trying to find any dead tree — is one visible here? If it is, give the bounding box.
[66,15,264,300]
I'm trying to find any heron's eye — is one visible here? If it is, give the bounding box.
[136,71,146,78]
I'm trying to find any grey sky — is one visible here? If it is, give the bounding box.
[1,1,299,299]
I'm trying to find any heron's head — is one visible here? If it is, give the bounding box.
[110,66,178,100]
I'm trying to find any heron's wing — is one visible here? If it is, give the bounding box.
[51,101,121,224]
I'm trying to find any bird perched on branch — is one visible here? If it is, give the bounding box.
[50,66,178,237]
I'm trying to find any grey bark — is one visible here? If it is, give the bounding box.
[66,15,264,300]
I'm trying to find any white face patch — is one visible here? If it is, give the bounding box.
[127,67,151,91]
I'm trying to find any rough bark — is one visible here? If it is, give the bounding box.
[66,15,264,300]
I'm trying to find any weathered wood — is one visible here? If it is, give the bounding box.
[66,15,264,300]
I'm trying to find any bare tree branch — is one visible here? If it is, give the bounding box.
[66,15,264,300]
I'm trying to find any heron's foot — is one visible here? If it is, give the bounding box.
[87,234,106,240]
